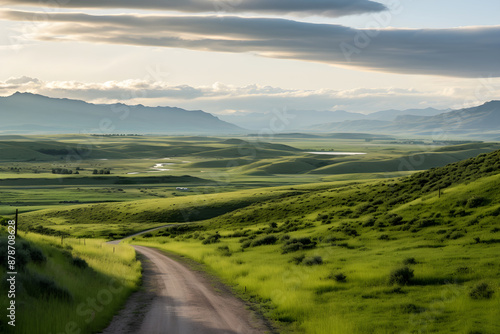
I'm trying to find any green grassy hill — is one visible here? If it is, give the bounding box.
[19,187,307,238]
[125,149,500,333]
[12,143,500,333]
[311,143,500,175]
[0,231,140,334]
[0,136,301,162]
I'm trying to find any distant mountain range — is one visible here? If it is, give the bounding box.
[1,92,499,139]
[305,101,500,139]
[0,92,243,135]
[218,107,447,130]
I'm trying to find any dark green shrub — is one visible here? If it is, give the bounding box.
[280,234,290,242]
[302,256,323,266]
[327,273,347,282]
[488,207,500,217]
[20,271,73,302]
[416,218,438,228]
[399,303,425,314]
[466,196,487,208]
[281,237,316,254]
[202,233,221,245]
[342,227,359,237]
[469,283,494,300]
[403,257,417,265]
[216,245,232,257]
[29,247,47,265]
[389,267,414,285]
[290,254,305,265]
[386,214,404,226]
[16,248,31,271]
[250,235,278,247]
[241,240,252,249]
[448,231,465,240]
[231,230,249,238]
[362,217,376,227]
[455,267,473,274]
[71,257,88,269]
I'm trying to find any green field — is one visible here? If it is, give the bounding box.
[0,232,141,334]
[1,134,498,216]
[120,150,500,333]
[1,134,500,333]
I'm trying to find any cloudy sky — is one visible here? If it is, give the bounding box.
[0,0,499,115]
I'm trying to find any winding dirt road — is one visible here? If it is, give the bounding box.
[102,244,269,334]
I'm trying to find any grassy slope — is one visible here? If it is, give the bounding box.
[0,136,299,162]
[0,232,141,334]
[311,144,500,174]
[19,186,319,238]
[128,150,500,333]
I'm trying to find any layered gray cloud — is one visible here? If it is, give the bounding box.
[0,0,386,18]
[2,10,499,78]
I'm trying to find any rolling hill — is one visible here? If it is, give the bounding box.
[18,147,500,333]
[0,92,244,135]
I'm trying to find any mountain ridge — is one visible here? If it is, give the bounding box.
[305,100,500,139]
[0,92,245,135]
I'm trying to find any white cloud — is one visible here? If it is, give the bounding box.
[3,76,499,115]
[5,76,39,85]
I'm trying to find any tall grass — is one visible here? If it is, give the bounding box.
[0,232,141,334]
[129,172,500,333]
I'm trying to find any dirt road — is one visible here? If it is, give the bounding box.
[102,245,269,334]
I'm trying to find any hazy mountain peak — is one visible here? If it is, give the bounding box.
[0,93,244,135]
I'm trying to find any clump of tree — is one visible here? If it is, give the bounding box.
[38,148,69,155]
[92,169,111,175]
[52,168,75,175]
